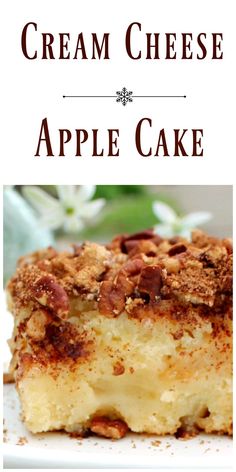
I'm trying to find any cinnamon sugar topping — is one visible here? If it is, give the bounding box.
[7,229,232,324]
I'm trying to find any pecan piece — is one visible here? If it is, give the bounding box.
[121,258,145,276]
[125,240,157,257]
[121,229,153,252]
[31,275,69,317]
[90,416,128,439]
[168,244,187,257]
[138,265,162,301]
[98,259,144,316]
[98,280,127,316]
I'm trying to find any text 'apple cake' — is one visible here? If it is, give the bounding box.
[7,229,232,439]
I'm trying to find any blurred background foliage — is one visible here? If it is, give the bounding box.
[3,185,176,282]
[13,185,177,239]
[81,191,176,239]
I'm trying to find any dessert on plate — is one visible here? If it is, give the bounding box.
[7,229,232,439]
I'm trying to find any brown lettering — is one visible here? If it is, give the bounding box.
[108,130,119,156]
[21,22,37,59]
[92,33,110,59]
[174,129,188,156]
[146,33,160,59]
[35,118,54,156]
[197,33,207,59]
[73,33,88,59]
[155,129,169,156]
[42,33,55,59]
[192,129,203,156]
[126,22,142,60]
[135,118,152,156]
[182,33,193,59]
[75,129,88,156]
[166,34,176,59]
[212,33,223,59]
[59,33,70,59]
[59,129,72,156]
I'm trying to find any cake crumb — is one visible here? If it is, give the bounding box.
[151,440,161,447]
[17,436,28,446]
[204,447,211,454]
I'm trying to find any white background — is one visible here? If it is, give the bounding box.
[1,2,235,470]
[1,0,236,185]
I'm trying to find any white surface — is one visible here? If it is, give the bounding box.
[2,0,236,185]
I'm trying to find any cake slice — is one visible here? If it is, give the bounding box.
[7,230,232,438]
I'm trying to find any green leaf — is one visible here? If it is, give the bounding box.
[94,185,147,200]
[79,194,179,241]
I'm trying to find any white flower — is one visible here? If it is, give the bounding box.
[22,185,105,233]
[152,201,212,239]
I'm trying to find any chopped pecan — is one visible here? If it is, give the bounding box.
[121,258,145,276]
[31,275,69,317]
[99,258,144,315]
[123,240,142,254]
[125,240,158,257]
[98,280,127,316]
[123,229,154,242]
[168,244,187,257]
[90,416,128,439]
[138,265,162,301]
[107,234,127,252]
[121,229,155,253]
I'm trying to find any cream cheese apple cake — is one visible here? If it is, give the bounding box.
[7,229,232,439]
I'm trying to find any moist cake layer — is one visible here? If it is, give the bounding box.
[7,229,233,438]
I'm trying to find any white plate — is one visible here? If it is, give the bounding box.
[3,384,233,469]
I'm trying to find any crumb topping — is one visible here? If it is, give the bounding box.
[8,229,232,320]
